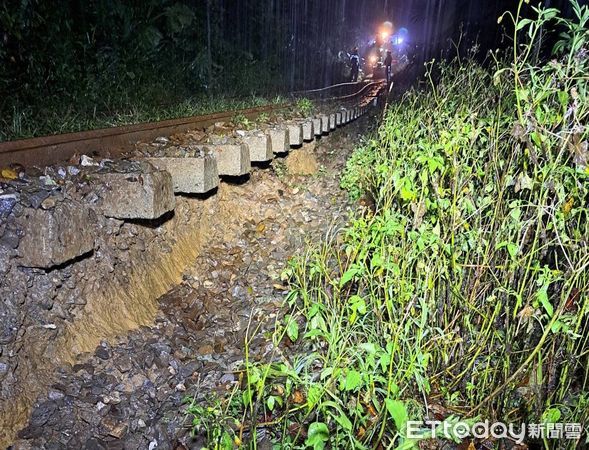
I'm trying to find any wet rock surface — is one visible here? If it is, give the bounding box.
[9,120,369,449]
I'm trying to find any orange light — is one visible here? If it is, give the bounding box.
[381,31,389,40]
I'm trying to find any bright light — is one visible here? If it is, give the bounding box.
[396,37,404,44]
[369,55,378,64]
[381,31,389,40]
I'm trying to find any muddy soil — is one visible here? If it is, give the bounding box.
[8,117,372,449]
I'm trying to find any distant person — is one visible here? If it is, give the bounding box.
[384,50,393,85]
[350,47,360,82]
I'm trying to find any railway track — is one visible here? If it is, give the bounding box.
[0,79,386,447]
[0,81,385,168]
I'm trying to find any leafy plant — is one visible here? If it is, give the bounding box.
[185,3,589,449]
[296,98,315,117]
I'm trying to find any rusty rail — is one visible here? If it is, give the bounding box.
[0,103,287,167]
[0,79,383,168]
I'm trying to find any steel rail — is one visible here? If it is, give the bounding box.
[0,103,288,167]
[0,80,381,168]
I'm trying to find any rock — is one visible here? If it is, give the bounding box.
[197,344,214,355]
[101,417,128,439]
[0,228,20,249]
[47,390,65,401]
[16,201,96,269]
[27,190,50,209]
[0,194,18,218]
[40,197,57,210]
[29,401,58,429]
[81,155,99,167]
[95,345,111,360]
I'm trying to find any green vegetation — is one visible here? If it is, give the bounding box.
[183,2,588,448]
[0,1,346,142]
[296,99,315,118]
[2,95,283,142]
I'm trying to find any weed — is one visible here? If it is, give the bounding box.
[297,98,315,117]
[272,160,288,180]
[185,3,589,448]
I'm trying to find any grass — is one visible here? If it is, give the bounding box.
[1,89,317,143]
[0,94,286,143]
[182,3,589,449]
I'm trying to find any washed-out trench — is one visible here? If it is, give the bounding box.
[2,118,369,449]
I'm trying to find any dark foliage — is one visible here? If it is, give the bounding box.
[0,0,585,140]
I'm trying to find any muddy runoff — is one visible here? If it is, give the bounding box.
[2,120,369,448]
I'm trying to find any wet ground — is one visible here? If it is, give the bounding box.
[9,117,372,450]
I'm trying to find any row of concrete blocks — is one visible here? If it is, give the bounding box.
[17,106,369,269]
[97,106,368,219]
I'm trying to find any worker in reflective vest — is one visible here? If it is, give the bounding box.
[384,50,393,85]
[350,48,360,82]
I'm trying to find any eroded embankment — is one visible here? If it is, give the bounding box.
[0,115,368,448]
[1,191,220,446]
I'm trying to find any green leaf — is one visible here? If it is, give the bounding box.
[516,18,533,30]
[334,412,353,431]
[305,422,329,450]
[507,243,518,259]
[537,286,554,317]
[267,396,276,411]
[541,407,561,424]
[221,431,234,450]
[343,370,362,391]
[558,90,569,108]
[308,384,322,409]
[359,342,377,355]
[286,315,299,342]
[385,399,408,431]
[340,266,359,287]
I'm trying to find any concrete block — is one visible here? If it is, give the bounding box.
[267,128,290,153]
[336,112,342,126]
[301,120,315,141]
[288,123,303,146]
[329,114,336,130]
[312,118,322,136]
[94,166,176,220]
[241,131,273,162]
[145,155,218,194]
[321,115,329,134]
[17,202,96,268]
[209,143,251,176]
